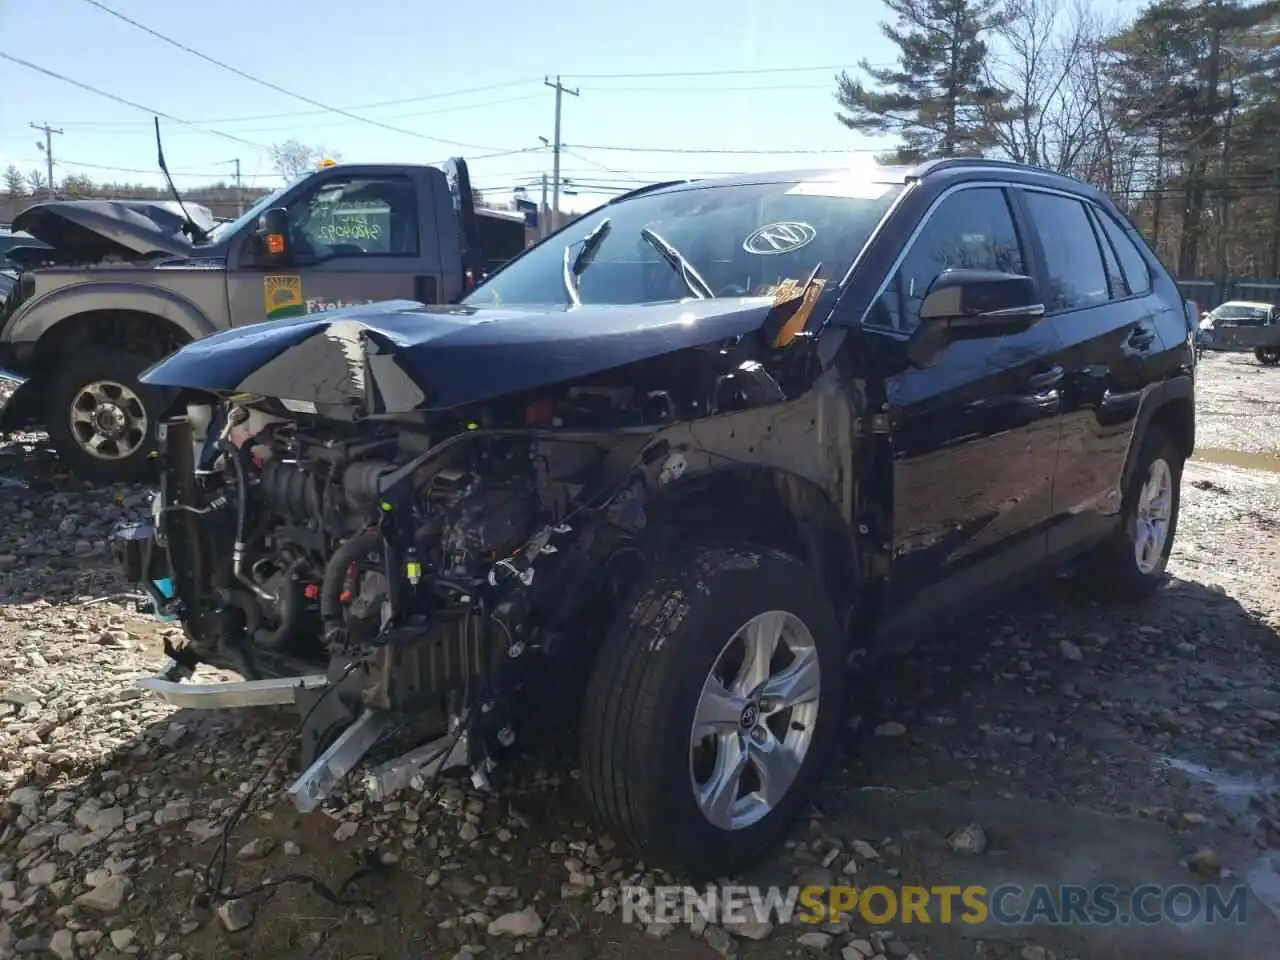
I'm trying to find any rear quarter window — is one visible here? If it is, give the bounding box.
[1093,210,1152,297]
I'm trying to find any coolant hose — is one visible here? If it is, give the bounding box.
[320,529,384,642]
[216,437,273,603]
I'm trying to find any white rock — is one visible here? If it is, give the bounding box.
[798,931,833,949]
[155,800,193,826]
[48,929,75,960]
[73,804,124,835]
[74,876,131,912]
[109,928,135,950]
[26,862,57,888]
[333,821,359,842]
[722,915,774,940]
[217,898,255,933]
[486,906,543,938]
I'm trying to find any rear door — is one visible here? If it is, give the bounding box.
[1012,186,1170,556]
[227,169,440,325]
[871,183,1065,627]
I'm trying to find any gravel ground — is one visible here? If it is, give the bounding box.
[2,352,1279,960]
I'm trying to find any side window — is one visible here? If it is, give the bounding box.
[1093,209,1152,297]
[286,176,418,259]
[868,187,1025,333]
[1021,191,1110,312]
[1086,207,1127,299]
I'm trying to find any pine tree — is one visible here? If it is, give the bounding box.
[835,0,1012,162]
[3,165,25,199]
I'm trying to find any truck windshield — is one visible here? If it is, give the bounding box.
[205,180,297,243]
[463,177,904,307]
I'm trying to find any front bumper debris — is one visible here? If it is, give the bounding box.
[134,660,329,708]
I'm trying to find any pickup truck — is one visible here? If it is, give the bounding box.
[1197,300,1280,365]
[0,159,530,482]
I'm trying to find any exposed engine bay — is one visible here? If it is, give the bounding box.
[116,343,833,810]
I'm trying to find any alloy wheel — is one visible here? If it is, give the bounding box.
[689,610,821,831]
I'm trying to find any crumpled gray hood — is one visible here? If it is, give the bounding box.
[12,199,213,260]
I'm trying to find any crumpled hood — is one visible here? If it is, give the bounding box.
[12,199,213,260]
[139,296,781,413]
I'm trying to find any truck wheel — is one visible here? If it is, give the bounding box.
[1080,426,1183,602]
[580,545,844,880]
[45,350,161,484]
[1255,347,1280,365]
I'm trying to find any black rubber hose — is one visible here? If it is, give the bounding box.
[320,529,384,641]
[253,558,306,650]
[216,438,250,554]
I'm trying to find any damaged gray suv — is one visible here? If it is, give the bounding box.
[116,157,1196,881]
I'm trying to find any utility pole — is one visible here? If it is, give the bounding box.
[539,173,549,240]
[234,158,244,215]
[544,76,579,233]
[30,122,63,199]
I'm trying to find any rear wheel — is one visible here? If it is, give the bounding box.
[1254,347,1280,366]
[1079,426,1183,602]
[45,349,162,484]
[580,545,844,880]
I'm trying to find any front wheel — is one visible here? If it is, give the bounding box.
[579,545,844,880]
[45,349,162,484]
[1254,347,1280,366]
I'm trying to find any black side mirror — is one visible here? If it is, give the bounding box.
[906,269,1045,367]
[254,208,290,266]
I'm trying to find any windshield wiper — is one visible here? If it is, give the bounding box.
[639,227,713,300]
[562,218,611,305]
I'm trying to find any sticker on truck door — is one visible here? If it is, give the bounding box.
[263,275,306,320]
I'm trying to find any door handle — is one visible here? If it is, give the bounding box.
[1128,325,1156,350]
[1026,365,1064,391]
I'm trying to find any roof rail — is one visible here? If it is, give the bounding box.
[909,156,1093,189]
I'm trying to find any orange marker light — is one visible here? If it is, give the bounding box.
[266,233,285,255]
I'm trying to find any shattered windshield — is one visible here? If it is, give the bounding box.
[463,177,904,307]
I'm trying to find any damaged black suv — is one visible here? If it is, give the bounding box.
[116,157,1195,881]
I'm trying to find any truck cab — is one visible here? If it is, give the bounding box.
[0,159,527,482]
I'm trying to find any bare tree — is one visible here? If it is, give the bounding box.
[984,0,1110,174]
[270,140,342,181]
[25,169,47,195]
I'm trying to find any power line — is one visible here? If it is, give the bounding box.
[76,0,512,151]
[0,51,268,150]
[561,64,864,80]
[564,142,885,156]
[48,80,543,127]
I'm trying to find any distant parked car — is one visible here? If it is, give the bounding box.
[1198,300,1280,364]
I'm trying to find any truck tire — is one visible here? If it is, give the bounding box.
[1255,347,1280,365]
[45,349,161,484]
[1080,425,1183,602]
[580,545,844,880]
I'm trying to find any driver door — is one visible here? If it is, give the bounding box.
[227,172,432,326]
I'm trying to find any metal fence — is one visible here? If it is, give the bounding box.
[1176,279,1280,311]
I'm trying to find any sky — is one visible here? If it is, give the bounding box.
[1,0,1142,212]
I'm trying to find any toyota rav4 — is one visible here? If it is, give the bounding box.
[116,156,1195,882]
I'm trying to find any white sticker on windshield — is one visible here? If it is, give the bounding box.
[785,179,894,200]
[744,222,817,256]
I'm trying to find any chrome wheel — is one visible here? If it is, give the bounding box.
[69,380,147,461]
[689,610,821,831]
[1133,457,1173,575]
